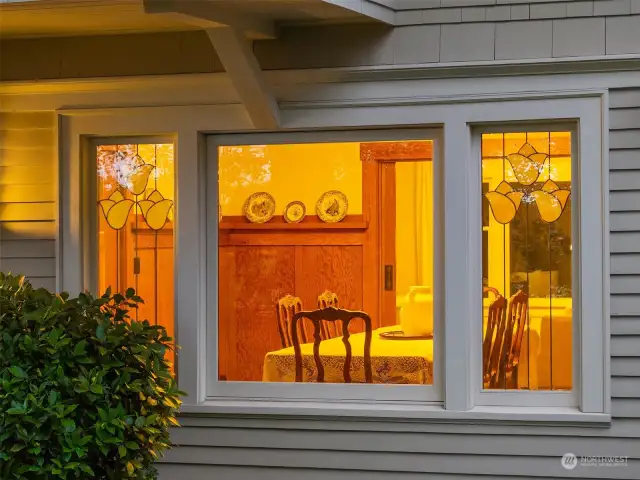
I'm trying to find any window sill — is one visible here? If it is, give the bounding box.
[180,400,610,427]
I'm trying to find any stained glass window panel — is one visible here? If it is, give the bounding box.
[97,143,175,361]
[481,132,572,392]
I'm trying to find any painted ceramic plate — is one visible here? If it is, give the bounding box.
[243,192,276,223]
[284,201,306,223]
[316,190,348,223]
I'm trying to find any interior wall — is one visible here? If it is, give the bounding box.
[218,143,363,216]
[395,161,433,298]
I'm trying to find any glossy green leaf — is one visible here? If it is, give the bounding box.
[62,419,76,433]
[9,366,27,378]
[0,273,181,479]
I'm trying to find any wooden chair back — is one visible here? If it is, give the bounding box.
[499,290,529,389]
[317,291,340,339]
[276,295,303,348]
[483,291,507,388]
[291,307,373,383]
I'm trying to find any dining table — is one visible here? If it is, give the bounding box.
[262,325,434,384]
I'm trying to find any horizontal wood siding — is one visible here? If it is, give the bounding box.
[158,88,640,479]
[610,89,640,441]
[0,112,56,289]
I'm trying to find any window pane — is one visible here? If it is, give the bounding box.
[218,140,434,385]
[481,132,572,391]
[97,143,175,363]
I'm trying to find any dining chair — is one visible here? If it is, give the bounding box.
[276,295,304,348]
[291,307,373,383]
[483,290,507,388]
[497,290,529,389]
[317,291,340,340]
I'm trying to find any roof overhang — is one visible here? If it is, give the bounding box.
[0,0,393,39]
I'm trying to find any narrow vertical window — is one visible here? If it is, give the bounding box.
[481,132,572,391]
[96,143,175,352]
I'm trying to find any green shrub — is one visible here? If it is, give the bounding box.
[0,273,183,479]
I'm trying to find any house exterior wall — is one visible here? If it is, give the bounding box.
[0,2,639,478]
[2,3,640,81]
[154,84,640,479]
[0,112,56,291]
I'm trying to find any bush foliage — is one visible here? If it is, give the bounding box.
[0,274,183,479]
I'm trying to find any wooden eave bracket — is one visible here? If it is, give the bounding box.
[143,0,280,129]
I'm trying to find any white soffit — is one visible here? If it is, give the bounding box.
[0,0,393,39]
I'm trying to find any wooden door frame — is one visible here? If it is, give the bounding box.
[361,141,435,328]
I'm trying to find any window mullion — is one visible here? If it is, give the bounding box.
[443,119,474,411]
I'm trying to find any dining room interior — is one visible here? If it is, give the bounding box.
[214,132,573,391]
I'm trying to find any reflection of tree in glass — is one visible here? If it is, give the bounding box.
[333,165,346,181]
[509,182,572,297]
[218,146,272,208]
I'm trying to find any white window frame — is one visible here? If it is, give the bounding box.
[472,123,578,408]
[458,99,609,414]
[207,129,444,404]
[83,136,176,295]
[58,94,609,424]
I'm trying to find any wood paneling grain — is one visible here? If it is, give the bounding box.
[294,245,365,333]
[219,246,295,381]
[361,141,434,162]
[219,231,365,247]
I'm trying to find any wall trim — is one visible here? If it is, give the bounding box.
[2,54,640,101]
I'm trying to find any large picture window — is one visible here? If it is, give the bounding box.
[216,139,435,387]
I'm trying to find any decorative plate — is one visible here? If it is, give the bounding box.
[243,192,276,223]
[284,201,306,223]
[316,190,348,223]
[379,330,433,340]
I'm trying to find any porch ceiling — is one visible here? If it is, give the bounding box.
[0,0,392,39]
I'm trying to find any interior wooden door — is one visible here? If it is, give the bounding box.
[369,142,434,329]
[380,163,397,326]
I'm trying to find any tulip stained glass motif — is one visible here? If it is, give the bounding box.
[485,141,570,226]
[98,150,173,231]
[530,180,571,223]
[485,181,524,225]
[138,190,174,231]
[506,143,548,186]
[99,190,135,230]
[127,159,155,196]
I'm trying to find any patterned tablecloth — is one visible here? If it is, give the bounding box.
[262,326,433,384]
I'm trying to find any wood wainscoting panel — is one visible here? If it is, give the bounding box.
[218,245,296,382]
[294,245,366,334]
